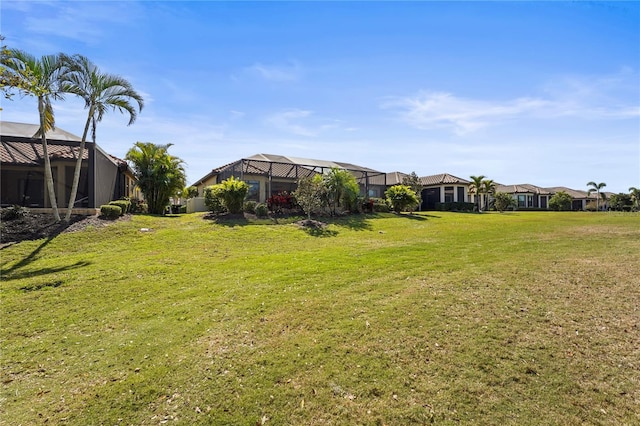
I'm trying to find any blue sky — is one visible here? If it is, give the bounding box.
[1,1,638,192]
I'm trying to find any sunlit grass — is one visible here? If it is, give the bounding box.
[2,211,639,425]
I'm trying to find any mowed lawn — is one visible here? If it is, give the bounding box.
[1,211,639,425]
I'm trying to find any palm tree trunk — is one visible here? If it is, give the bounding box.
[39,97,60,222]
[64,109,93,221]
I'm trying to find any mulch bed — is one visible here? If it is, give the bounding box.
[0,212,129,247]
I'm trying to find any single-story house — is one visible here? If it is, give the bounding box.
[419,173,472,210]
[1,121,137,214]
[385,172,472,210]
[545,186,607,211]
[494,183,554,209]
[191,153,388,204]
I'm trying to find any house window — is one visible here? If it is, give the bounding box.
[246,180,260,201]
[541,196,547,209]
[444,186,454,203]
[457,186,465,203]
[528,195,534,208]
[517,195,526,208]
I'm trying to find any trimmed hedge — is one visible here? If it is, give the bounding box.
[434,202,475,212]
[100,204,122,219]
[109,200,130,215]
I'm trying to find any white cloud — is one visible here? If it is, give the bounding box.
[384,70,640,134]
[16,1,140,45]
[242,61,302,82]
[265,109,317,136]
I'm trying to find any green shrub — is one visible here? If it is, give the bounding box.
[179,205,187,214]
[371,198,391,213]
[385,185,419,213]
[205,177,249,214]
[204,185,226,214]
[100,204,122,219]
[109,200,130,215]
[244,200,257,214]
[129,198,148,214]
[549,191,572,211]
[493,192,517,212]
[255,203,269,218]
[0,205,29,221]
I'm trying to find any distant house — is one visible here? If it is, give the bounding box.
[545,186,605,211]
[494,184,605,211]
[419,173,471,210]
[495,183,554,209]
[0,121,137,214]
[191,153,388,204]
[385,172,471,210]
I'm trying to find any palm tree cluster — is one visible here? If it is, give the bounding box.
[1,46,144,221]
[469,175,496,212]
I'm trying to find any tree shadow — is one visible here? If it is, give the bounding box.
[1,236,92,282]
[330,214,373,231]
[302,226,339,238]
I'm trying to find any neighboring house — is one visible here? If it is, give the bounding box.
[419,173,471,210]
[494,184,606,211]
[191,153,388,204]
[1,121,137,214]
[545,186,604,211]
[495,183,554,209]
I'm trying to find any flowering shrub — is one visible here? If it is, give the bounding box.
[267,192,295,213]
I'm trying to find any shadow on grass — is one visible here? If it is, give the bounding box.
[329,214,373,231]
[302,226,339,238]
[2,236,92,282]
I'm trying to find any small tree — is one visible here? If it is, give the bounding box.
[125,142,186,214]
[385,185,419,213]
[204,185,225,214]
[184,186,198,199]
[608,193,632,211]
[211,176,249,214]
[323,168,360,215]
[402,172,423,211]
[493,192,516,212]
[549,191,572,211]
[629,187,640,211]
[293,175,326,220]
[469,175,486,212]
[586,181,606,211]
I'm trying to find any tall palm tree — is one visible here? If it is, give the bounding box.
[482,178,496,211]
[61,54,144,221]
[629,187,640,211]
[586,181,607,211]
[2,49,69,221]
[126,142,186,214]
[469,175,485,212]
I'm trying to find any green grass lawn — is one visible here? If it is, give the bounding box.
[2,211,639,425]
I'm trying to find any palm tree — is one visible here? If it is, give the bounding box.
[2,49,69,221]
[482,178,496,211]
[586,181,607,211]
[469,175,485,212]
[61,54,144,221]
[126,142,186,214]
[629,187,640,211]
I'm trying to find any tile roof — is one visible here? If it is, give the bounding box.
[545,186,595,199]
[1,140,87,165]
[385,171,410,186]
[420,173,470,186]
[495,183,553,195]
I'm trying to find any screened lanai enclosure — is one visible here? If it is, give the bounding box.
[1,121,136,213]
[195,153,388,203]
